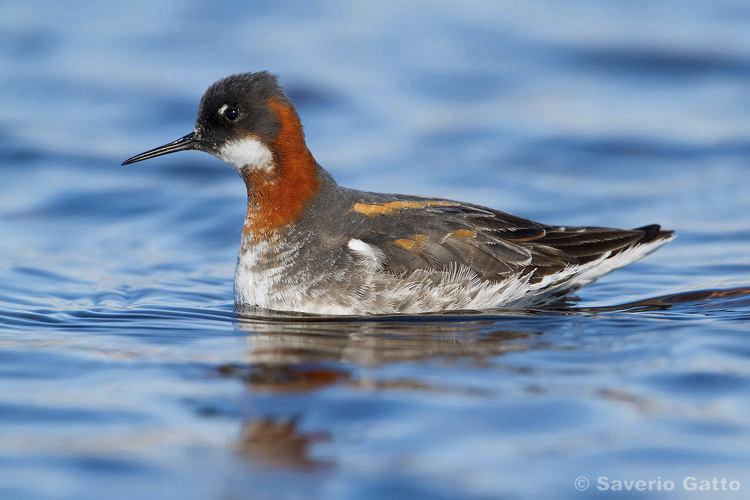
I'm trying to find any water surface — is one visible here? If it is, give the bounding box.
[1,0,749,498]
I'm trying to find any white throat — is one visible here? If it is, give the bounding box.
[214,137,275,174]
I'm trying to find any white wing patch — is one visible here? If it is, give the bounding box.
[348,238,385,266]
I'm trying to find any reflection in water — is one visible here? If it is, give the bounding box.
[221,320,535,393]
[219,363,350,393]
[235,317,539,366]
[234,418,332,471]
[223,286,750,470]
[229,286,750,372]
[223,312,547,469]
[576,286,750,313]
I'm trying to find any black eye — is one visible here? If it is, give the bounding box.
[223,107,239,122]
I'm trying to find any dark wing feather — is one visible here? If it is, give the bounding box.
[351,198,673,283]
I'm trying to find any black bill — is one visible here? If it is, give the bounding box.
[122,132,198,165]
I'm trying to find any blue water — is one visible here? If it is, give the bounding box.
[2,1,750,498]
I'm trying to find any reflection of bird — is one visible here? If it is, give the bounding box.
[235,418,331,471]
[123,72,674,315]
[231,317,536,367]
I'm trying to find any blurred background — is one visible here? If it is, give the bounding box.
[1,1,749,499]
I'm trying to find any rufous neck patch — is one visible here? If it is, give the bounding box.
[241,98,320,239]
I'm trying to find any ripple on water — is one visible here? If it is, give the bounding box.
[1,1,750,498]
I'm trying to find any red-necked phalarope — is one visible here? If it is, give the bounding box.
[123,71,674,315]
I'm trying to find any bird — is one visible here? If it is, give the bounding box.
[123,71,674,315]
